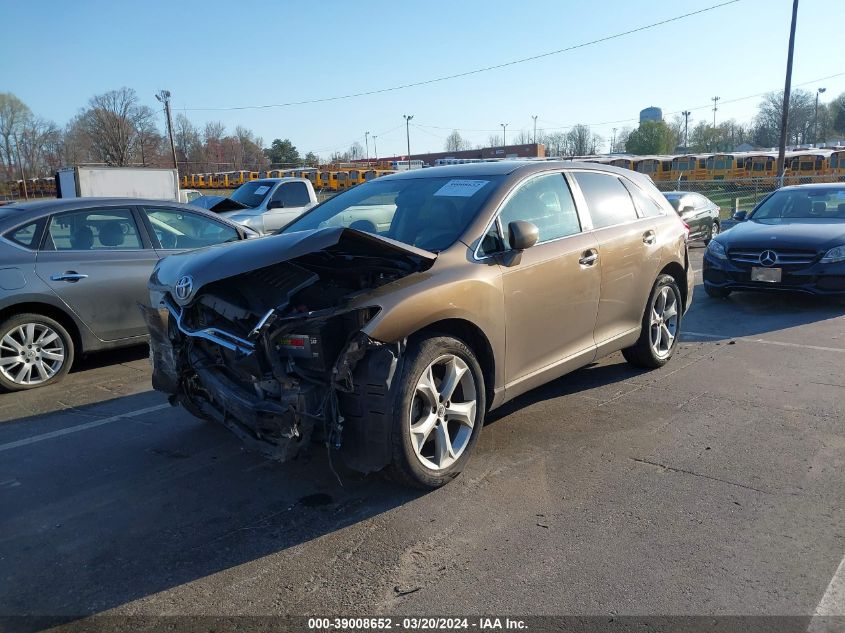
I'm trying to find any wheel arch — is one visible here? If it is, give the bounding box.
[0,301,84,358]
[407,318,496,411]
[659,262,688,310]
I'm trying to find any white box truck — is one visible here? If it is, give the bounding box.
[56,166,180,201]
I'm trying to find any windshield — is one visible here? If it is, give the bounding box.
[751,187,845,221]
[280,175,503,251]
[229,181,274,208]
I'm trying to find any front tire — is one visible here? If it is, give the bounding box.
[0,313,74,391]
[387,335,486,489]
[622,275,682,369]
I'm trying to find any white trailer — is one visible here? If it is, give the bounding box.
[56,166,180,201]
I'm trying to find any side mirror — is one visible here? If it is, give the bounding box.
[680,204,695,214]
[508,221,539,251]
[733,210,747,222]
[267,199,284,210]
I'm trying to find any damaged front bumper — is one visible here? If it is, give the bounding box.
[142,300,401,471]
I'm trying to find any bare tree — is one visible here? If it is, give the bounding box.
[75,87,154,166]
[487,134,502,147]
[566,125,593,156]
[445,129,470,152]
[512,129,531,144]
[0,93,32,178]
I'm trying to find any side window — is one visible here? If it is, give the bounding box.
[4,219,45,250]
[497,173,581,249]
[48,208,142,251]
[621,180,665,218]
[144,207,240,249]
[272,182,312,207]
[573,172,638,229]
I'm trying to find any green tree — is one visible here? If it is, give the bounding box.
[832,93,845,136]
[625,120,675,155]
[264,138,300,165]
[304,151,319,166]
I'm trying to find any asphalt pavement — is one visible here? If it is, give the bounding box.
[1,247,844,628]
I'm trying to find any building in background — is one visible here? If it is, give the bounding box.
[639,106,663,123]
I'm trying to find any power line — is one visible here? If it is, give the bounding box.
[182,1,741,112]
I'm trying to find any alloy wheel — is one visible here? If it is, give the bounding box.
[0,323,66,386]
[649,286,679,359]
[408,354,477,470]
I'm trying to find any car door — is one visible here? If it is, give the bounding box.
[140,206,242,256]
[263,181,314,232]
[571,171,662,346]
[34,205,159,341]
[478,171,600,388]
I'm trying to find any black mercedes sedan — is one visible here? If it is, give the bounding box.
[703,183,845,298]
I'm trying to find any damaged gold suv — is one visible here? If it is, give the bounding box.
[146,161,693,488]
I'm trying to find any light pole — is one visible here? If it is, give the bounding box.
[777,0,799,183]
[682,110,691,149]
[711,97,720,151]
[814,87,826,145]
[611,127,617,153]
[364,131,370,165]
[155,90,179,171]
[403,115,414,170]
[532,115,538,144]
[13,133,27,200]
[501,123,508,147]
[372,135,378,162]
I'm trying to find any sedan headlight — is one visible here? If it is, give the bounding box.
[820,245,845,264]
[707,239,727,260]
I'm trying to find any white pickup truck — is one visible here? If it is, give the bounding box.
[195,177,319,234]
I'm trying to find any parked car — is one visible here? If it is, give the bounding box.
[703,183,845,298]
[179,189,202,204]
[146,161,694,488]
[663,191,721,244]
[0,198,256,391]
[191,177,319,234]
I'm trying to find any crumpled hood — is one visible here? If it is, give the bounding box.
[189,196,249,212]
[719,219,845,251]
[150,227,437,304]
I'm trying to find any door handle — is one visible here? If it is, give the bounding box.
[579,250,599,266]
[643,230,656,245]
[50,272,88,283]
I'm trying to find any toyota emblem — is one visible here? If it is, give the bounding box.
[175,275,194,301]
[758,250,778,267]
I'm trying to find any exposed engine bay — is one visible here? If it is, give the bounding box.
[144,228,435,471]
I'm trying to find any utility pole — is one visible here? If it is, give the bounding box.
[13,133,27,200]
[710,97,720,151]
[532,115,538,144]
[682,111,691,150]
[364,131,370,166]
[372,135,378,162]
[155,90,178,171]
[777,0,799,183]
[611,128,617,153]
[403,115,414,170]
[814,87,826,145]
[501,123,508,147]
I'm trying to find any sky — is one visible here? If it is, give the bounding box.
[2,0,844,159]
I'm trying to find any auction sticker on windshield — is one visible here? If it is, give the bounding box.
[434,180,490,197]
[253,185,270,196]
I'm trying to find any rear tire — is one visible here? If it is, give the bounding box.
[386,335,486,489]
[622,275,682,369]
[0,313,75,392]
[704,284,732,299]
[703,220,720,245]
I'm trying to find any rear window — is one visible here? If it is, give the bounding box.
[4,219,45,250]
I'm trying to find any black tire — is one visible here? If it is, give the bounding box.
[622,275,682,369]
[386,335,486,489]
[704,284,732,299]
[0,313,75,392]
[703,220,720,245]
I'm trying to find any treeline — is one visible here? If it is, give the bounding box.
[0,88,307,180]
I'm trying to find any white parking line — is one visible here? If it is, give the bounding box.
[0,403,170,453]
[808,554,845,631]
[683,331,845,354]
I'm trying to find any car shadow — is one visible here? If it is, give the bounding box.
[0,391,422,627]
[683,281,845,342]
[70,344,150,373]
